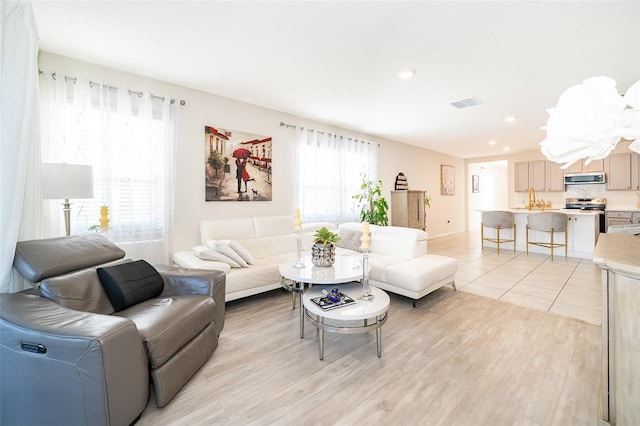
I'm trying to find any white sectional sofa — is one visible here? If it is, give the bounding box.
[173,215,458,305]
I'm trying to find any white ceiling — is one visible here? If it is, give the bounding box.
[31,1,640,159]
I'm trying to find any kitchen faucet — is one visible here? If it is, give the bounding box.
[528,187,537,210]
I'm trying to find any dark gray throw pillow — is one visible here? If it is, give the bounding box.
[97,260,164,312]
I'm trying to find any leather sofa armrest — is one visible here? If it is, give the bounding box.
[155,265,226,334]
[0,293,148,426]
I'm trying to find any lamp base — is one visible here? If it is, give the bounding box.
[63,199,71,236]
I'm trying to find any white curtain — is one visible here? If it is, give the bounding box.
[1,0,40,293]
[38,71,179,264]
[293,128,378,223]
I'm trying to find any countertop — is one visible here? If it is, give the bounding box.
[508,209,602,216]
[593,233,640,279]
[605,208,640,212]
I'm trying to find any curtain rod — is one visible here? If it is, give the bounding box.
[279,121,378,146]
[38,69,187,106]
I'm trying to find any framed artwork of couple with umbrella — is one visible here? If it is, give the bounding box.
[204,125,273,201]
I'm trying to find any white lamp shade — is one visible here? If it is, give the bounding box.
[42,163,94,200]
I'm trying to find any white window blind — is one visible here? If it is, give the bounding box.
[40,72,178,262]
[293,129,378,224]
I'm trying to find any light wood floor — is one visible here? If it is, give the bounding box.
[139,285,601,425]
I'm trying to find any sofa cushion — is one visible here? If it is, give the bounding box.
[172,251,232,273]
[97,260,165,312]
[253,216,294,238]
[385,255,458,292]
[200,217,255,243]
[116,295,215,369]
[40,259,132,315]
[224,258,283,294]
[239,235,296,259]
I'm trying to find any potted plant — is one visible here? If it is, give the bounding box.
[311,227,340,267]
[352,173,389,226]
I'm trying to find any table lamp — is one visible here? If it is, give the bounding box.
[42,163,94,236]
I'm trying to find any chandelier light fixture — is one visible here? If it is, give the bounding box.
[540,76,640,169]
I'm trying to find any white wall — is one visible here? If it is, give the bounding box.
[38,52,467,252]
[379,142,466,238]
[467,160,508,230]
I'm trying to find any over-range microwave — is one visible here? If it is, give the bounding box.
[564,172,606,185]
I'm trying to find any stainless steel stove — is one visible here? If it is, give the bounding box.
[565,197,606,232]
[565,197,606,211]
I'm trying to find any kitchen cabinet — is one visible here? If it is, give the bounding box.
[606,211,633,230]
[391,190,425,230]
[514,161,546,192]
[514,162,530,192]
[605,152,640,191]
[545,160,565,191]
[566,213,599,255]
[512,210,599,259]
[593,234,640,426]
[515,160,563,192]
[606,210,640,230]
[564,158,604,173]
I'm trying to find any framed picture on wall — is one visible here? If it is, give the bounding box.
[441,165,455,195]
[204,125,272,201]
[472,175,479,193]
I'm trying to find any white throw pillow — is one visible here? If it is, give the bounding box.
[220,239,256,264]
[206,240,249,267]
[192,245,241,268]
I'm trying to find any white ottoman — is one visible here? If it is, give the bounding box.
[384,254,458,307]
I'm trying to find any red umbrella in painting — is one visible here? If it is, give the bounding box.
[232,148,251,159]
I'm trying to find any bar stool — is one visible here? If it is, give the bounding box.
[481,211,516,254]
[526,212,568,261]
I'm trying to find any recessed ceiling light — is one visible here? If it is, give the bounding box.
[397,69,416,79]
[489,140,497,145]
[503,147,511,152]
[505,116,518,123]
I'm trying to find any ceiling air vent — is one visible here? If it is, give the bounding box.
[450,97,482,109]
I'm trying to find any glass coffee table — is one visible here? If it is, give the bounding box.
[303,282,390,360]
[279,256,364,338]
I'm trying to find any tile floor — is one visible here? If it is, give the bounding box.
[428,230,603,325]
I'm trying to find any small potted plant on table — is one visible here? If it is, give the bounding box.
[312,227,340,267]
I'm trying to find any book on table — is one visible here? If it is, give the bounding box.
[311,292,356,311]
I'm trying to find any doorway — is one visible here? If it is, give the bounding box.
[467,160,508,230]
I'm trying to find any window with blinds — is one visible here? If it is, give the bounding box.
[52,88,167,242]
[294,133,378,224]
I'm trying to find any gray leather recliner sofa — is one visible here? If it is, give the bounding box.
[0,233,226,426]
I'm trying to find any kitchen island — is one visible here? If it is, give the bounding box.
[593,233,640,425]
[482,209,601,259]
